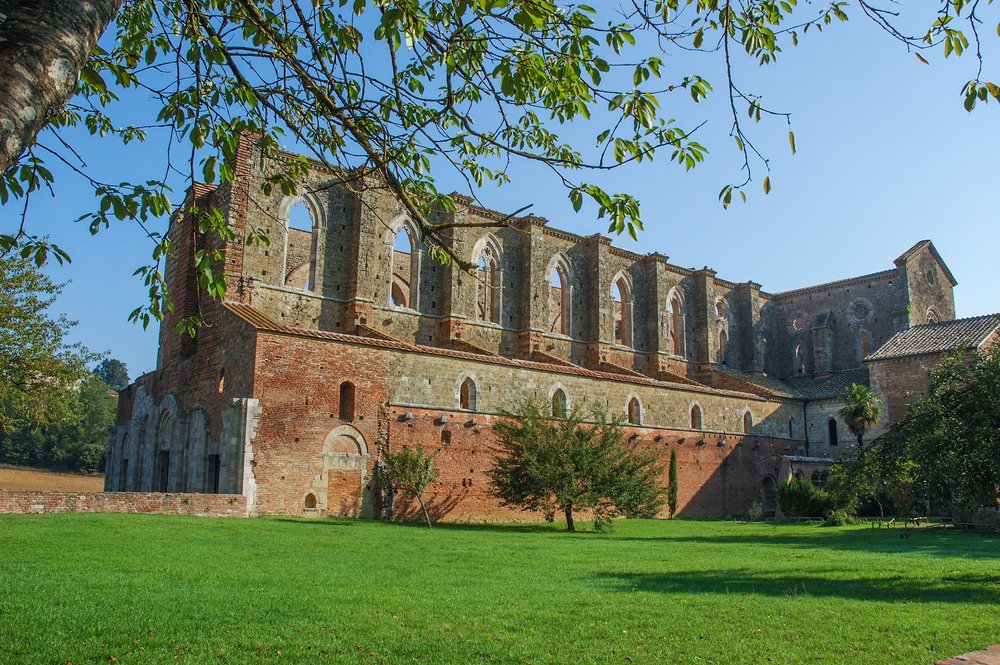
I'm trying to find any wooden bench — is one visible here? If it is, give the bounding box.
[870,517,896,528]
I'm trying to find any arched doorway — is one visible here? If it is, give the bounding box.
[761,476,778,516]
[318,425,377,518]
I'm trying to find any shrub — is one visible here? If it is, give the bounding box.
[747,501,765,521]
[824,508,858,527]
[778,476,831,518]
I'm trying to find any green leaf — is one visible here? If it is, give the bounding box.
[788,131,796,155]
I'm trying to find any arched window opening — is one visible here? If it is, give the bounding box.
[612,277,631,347]
[551,389,568,418]
[690,404,703,431]
[284,200,318,291]
[717,329,728,365]
[304,493,317,510]
[390,276,409,309]
[715,300,727,319]
[390,224,419,309]
[474,242,501,324]
[743,411,753,434]
[627,398,641,425]
[827,418,838,446]
[119,456,129,491]
[811,471,822,488]
[459,377,478,411]
[794,344,805,374]
[926,307,940,324]
[154,450,170,492]
[339,382,356,421]
[667,295,684,356]
[859,330,872,362]
[548,259,571,336]
[788,417,795,438]
[206,454,221,494]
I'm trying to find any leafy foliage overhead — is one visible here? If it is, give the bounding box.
[1,0,997,328]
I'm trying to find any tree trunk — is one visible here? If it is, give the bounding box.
[416,495,431,528]
[564,504,575,532]
[0,0,122,172]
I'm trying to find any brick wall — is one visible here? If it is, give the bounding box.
[867,354,935,425]
[386,406,802,521]
[0,491,248,517]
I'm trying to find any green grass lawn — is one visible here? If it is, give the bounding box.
[0,516,998,664]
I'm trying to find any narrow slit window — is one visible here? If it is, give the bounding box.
[339,382,356,421]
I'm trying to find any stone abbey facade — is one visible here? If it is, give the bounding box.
[107,136,961,519]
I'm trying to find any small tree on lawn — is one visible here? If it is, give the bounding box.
[667,448,679,518]
[488,398,665,532]
[384,444,437,528]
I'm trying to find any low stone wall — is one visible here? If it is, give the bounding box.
[0,491,248,517]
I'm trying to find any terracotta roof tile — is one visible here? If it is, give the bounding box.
[221,302,765,400]
[785,368,870,400]
[865,314,1000,361]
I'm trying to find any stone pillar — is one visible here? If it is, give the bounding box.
[222,397,261,505]
[732,281,762,371]
[690,268,717,374]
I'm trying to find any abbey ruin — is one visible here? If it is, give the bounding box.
[106,136,972,520]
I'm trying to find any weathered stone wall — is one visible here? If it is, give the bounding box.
[249,331,391,517]
[109,138,964,522]
[867,355,935,426]
[241,325,805,519]
[767,271,907,378]
[0,491,247,517]
[803,398,855,459]
[109,296,261,496]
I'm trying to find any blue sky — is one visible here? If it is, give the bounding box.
[11,8,1000,380]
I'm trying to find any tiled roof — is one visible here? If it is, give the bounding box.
[785,368,870,400]
[865,314,1000,361]
[220,303,764,400]
[710,367,800,399]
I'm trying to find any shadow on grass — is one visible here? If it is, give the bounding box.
[266,515,569,534]
[595,568,1000,605]
[268,517,363,528]
[616,523,1000,559]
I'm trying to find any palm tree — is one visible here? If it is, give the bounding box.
[838,383,882,458]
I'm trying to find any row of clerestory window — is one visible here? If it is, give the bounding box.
[275,201,691,354]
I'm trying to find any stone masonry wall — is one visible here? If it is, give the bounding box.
[245,326,804,520]
[0,491,248,517]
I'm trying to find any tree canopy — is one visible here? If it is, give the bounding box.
[94,358,130,392]
[837,382,882,454]
[488,398,665,531]
[872,347,1000,516]
[0,254,99,433]
[0,0,997,328]
[383,443,438,527]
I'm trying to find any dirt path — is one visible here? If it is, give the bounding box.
[0,466,104,492]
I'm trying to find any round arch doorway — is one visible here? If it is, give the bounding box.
[317,425,378,518]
